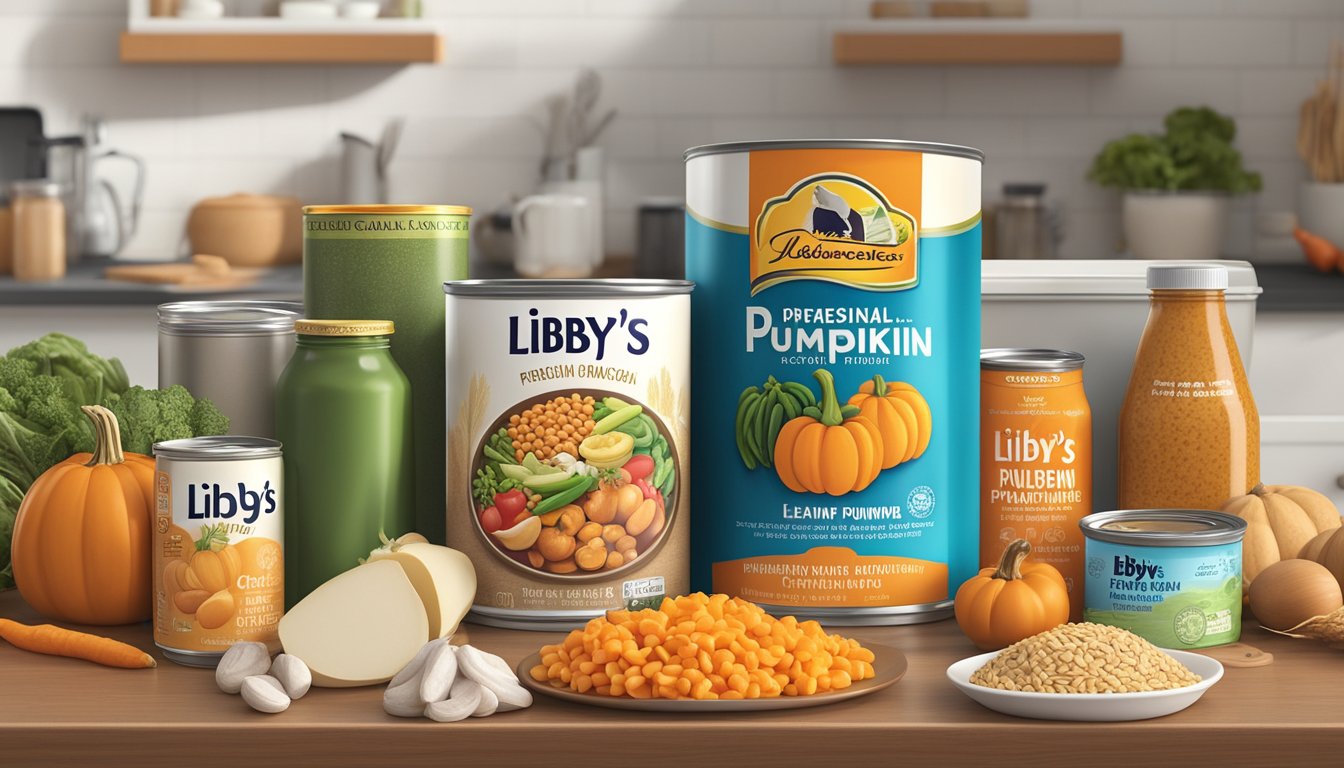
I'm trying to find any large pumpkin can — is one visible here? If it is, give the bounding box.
[152,437,284,667]
[444,279,692,630]
[686,140,982,624]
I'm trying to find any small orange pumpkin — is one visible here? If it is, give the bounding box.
[774,369,883,496]
[847,374,914,468]
[954,539,1070,651]
[848,375,932,465]
[11,406,155,625]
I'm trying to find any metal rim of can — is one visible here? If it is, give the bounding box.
[682,139,984,163]
[1079,510,1248,547]
[980,348,1086,372]
[443,278,694,297]
[303,204,472,216]
[153,435,283,460]
[157,300,302,336]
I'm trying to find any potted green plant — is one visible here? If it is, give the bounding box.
[1089,107,1261,261]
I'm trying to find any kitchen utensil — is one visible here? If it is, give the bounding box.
[538,179,602,268]
[10,179,65,281]
[44,118,146,261]
[518,642,907,712]
[637,197,685,279]
[105,254,261,288]
[187,193,303,267]
[339,133,380,205]
[993,183,1060,260]
[0,107,45,192]
[158,300,303,439]
[1297,39,1344,182]
[339,119,401,205]
[947,649,1222,721]
[537,69,617,182]
[512,193,593,278]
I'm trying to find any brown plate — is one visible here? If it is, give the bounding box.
[516,641,907,712]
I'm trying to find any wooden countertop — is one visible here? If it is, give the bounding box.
[2,589,1341,767]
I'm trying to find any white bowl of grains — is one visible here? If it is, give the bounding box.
[946,623,1224,722]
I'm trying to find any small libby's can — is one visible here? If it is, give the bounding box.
[152,436,284,667]
[980,348,1092,620]
[1081,509,1246,649]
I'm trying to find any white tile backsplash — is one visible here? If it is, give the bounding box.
[0,0,1336,262]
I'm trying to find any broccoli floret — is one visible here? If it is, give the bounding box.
[0,363,89,487]
[190,397,230,438]
[5,332,130,404]
[107,385,230,454]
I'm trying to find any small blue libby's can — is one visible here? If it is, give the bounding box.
[1080,510,1247,649]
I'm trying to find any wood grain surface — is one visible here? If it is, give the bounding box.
[2,590,1342,767]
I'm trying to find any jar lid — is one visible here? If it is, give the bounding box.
[1147,264,1228,291]
[980,348,1084,372]
[294,319,394,336]
[11,179,61,197]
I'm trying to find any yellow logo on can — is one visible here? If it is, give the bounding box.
[751,173,917,295]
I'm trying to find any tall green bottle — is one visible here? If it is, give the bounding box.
[276,319,413,608]
[303,204,471,544]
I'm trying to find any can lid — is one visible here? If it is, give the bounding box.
[303,204,472,216]
[158,300,302,335]
[981,348,1085,372]
[683,139,984,164]
[444,278,694,297]
[1147,264,1228,291]
[294,319,394,336]
[153,435,282,460]
[1080,510,1247,547]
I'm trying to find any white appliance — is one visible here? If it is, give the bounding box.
[981,260,1261,512]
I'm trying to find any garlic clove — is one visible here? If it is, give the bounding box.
[424,678,482,723]
[216,642,271,694]
[269,654,312,700]
[418,642,459,703]
[241,675,290,714]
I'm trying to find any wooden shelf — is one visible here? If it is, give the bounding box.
[833,21,1122,66]
[120,31,442,64]
[2,589,1342,767]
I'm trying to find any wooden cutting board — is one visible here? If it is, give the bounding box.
[105,255,262,289]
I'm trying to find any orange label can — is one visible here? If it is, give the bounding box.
[152,436,284,667]
[980,349,1091,620]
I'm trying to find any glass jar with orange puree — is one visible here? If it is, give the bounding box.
[1118,265,1259,510]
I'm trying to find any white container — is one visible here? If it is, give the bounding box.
[1297,182,1344,250]
[982,260,1260,512]
[1123,192,1228,261]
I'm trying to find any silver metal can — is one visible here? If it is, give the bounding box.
[158,300,301,438]
[152,436,284,668]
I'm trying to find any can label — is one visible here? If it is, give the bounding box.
[445,292,690,620]
[1084,539,1242,648]
[688,146,982,613]
[153,457,284,653]
[981,366,1092,619]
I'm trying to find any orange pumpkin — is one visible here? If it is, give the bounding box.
[11,406,155,625]
[847,374,915,468]
[774,369,883,496]
[954,538,1070,651]
[848,375,932,465]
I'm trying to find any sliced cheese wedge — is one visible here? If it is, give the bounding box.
[279,559,429,688]
[367,542,476,640]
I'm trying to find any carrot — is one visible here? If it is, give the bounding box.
[0,618,156,669]
[1293,227,1342,273]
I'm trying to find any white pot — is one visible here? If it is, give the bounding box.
[1122,192,1229,261]
[1298,182,1344,249]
